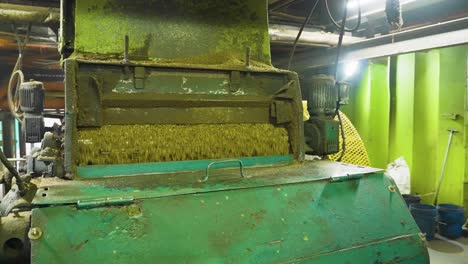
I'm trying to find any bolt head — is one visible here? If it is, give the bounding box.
[28,227,43,240]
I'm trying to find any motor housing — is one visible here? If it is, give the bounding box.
[19,81,45,143]
[302,75,340,155]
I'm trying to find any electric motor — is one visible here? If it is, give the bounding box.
[302,75,337,117]
[19,81,45,143]
[302,75,340,155]
[23,114,45,143]
[19,81,45,114]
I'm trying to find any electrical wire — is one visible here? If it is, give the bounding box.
[332,8,348,79]
[8,70,25,121]
[8,22,32,123]
[287,0,320,70]
[336,110,347,161]
[330,0,361,161]
[11,22,31,74]
[325,0,362,33]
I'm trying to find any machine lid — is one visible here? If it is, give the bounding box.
[33,160,382,206]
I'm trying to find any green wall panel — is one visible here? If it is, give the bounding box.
[412,51,440,202]
[352,65,372,146]
[346,45,468,207]
[345,63,390,169]
[436,47,467,205]
[389,54,416,169]
[368,63,390,168]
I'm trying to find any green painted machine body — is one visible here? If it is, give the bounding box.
[30,161,428,263]
[60,0,304,176]
[20,1,429,263]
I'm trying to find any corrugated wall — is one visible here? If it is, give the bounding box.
[344,45,468,206]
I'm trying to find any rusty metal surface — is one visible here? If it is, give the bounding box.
[32,160,382,205]
[30,168,428,263]
[21,1,430,263]
[63,59,304,176]
[62,0,272,67]
[0,211,31,264]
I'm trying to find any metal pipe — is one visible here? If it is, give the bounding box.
[246,47,251,67]
[287,16,468,70]
[433,129,458,205]
[0,149,25,196]
[0,31,55,43]
[122,35,129,64]
[0,3,60,24]
[269,24,363,47]
[269,0,302,12]
[270,12,311,24]
[45,91,65,98]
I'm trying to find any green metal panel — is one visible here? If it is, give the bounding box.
[77,155,293,178]
[351,64,372,150]
[33,161,382,205]
[345,45,468,206]
[412,51,440,203]
[30,164,428,263]
[437,46,467,205]
[389,54,415,169]
[465,54,468,211]
[344,62,390,169]
[465,183,468,214]
[367,62,390,168]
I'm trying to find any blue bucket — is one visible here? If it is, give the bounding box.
[410,203,437,240]
[402,194,421,207]
[438,204,465,239]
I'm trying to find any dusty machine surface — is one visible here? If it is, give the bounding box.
[0,0,429,263]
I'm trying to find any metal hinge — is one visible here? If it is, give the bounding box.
[77,196,134,210]
[330,174,364,183]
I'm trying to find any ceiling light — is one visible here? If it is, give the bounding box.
[343,60,360,79]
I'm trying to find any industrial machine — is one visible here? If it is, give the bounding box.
[303,75,340,156]
[0,1,428,263]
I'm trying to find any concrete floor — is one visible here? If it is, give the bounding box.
[428,235,468,264]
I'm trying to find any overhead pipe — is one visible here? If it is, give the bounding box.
[269,0,303,12]
[284,16,468,70]
[269,24,363,47]
[0,3,60,25]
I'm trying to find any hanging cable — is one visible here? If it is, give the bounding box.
[8,22,32,123]
[330,0,360,162]
[287,0,320,70]
[8,70,25,122]
[325,0,361,33]
[332,5,349,79]
[336,109,347,161]
[10,22,31,74]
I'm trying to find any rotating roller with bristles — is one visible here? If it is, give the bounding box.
[76,124,290,166]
